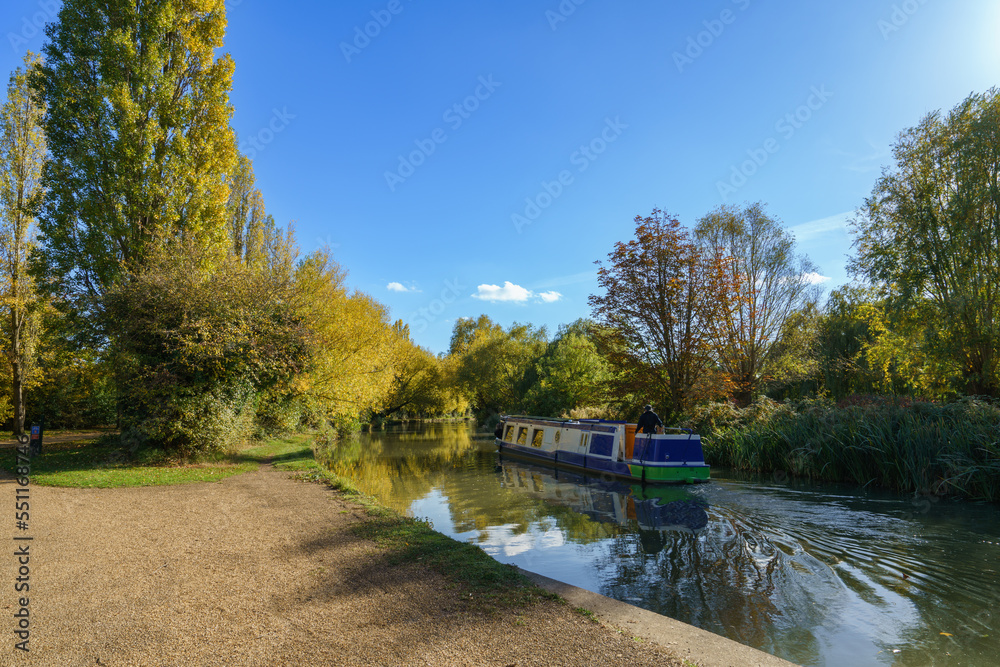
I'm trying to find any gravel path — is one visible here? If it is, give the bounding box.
[0,465,684,666]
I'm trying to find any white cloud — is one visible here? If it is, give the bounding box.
[387,282,421,293]
[802,271,831,285]
[471,282,563,304]
[472,282,533,302]
[538,291,563,303]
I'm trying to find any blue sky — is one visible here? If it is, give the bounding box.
[2,0,998,354]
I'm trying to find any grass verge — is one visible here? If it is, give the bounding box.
[5,432,558,612]
[2,433,315,488]
[283,440,556,610]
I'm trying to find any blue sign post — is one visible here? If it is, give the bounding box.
[29,422,42,457]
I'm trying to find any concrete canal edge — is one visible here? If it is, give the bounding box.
[517,568,800,667]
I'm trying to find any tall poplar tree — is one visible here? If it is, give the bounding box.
[0,52,47,436]
[226,152,284,261]
[33,0,238,305]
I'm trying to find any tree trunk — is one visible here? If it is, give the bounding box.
[11,308,24,436]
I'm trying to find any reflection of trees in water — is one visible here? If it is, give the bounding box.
[317,424,481,510]
[319,425,1000,667]
[599,518,822,665]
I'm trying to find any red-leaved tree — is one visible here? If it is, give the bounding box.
[589,209,733,420]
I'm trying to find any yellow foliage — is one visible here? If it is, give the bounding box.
[294,250,403,424]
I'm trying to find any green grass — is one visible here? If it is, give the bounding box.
[4,433,316,488]
[8,430,559,613]
[276,443,556,610]
[241,434,317,470]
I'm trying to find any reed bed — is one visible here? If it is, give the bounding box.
[685,396,1000,502]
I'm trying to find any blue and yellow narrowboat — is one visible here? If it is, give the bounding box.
[495,415,710,484]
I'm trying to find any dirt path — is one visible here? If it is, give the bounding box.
[0,465,685,666]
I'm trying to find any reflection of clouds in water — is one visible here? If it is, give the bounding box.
[473,523,566,558]
[331,424,1000,666]
[408,488,455,533]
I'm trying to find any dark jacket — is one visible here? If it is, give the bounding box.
[636,410,663,434]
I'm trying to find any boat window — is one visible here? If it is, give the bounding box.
[516,427,528,445]
[531,429,544,447]
[554,431,561,444]
[504,425,515,441]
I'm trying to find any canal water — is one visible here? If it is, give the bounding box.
[318,422,999,667]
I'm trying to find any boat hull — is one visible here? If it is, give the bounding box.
[496,416,710,484]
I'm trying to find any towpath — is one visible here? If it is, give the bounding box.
[0,464,692,666]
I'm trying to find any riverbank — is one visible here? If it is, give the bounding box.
[2,463,692,665]
[689,396,1000,502]
[0,432,796,666]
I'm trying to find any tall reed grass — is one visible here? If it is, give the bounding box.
[684,396,1000,502]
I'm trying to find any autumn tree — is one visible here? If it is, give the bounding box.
[378,339,450,418]
[0,53,46,435]
[292,250,403,429]
[589,209,730,421]
[695,202,819,404]
[33,0,238,307]
[226,152,275,264]
[851,88,1000,396]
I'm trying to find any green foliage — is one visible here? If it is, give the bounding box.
[812,286,960,400]
[105,241,306,455]
[696,396,1000,501]
[522,321,612,417]
[253,389,306,437]
[765,301,821,398]
[850,88,1000,396]
[34,0,238,302]
[450,316,547,420]
[25,346,116,428]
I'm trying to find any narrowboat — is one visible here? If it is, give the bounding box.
[496,415,710,484]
